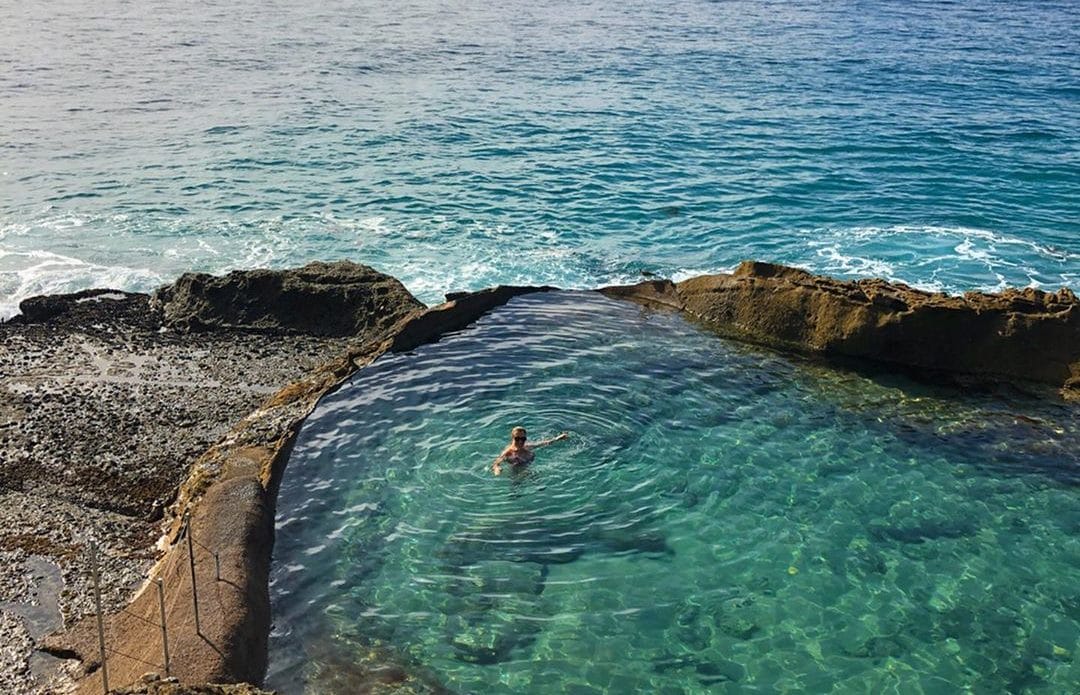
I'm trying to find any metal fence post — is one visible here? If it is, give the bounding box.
[89,541,110,694]
[185,514,201,636]
[156,577,170,676]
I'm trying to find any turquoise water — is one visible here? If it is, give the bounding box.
[2,0,1078,317]
[268,292,1080,694]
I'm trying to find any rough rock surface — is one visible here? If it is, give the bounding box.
[1,265,424,694]
[111,676,276,694]
[0,611,35,694]
[603,261,1080,399]
[152,261,423,336]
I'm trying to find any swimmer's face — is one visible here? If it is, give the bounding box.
[513,431,526,444]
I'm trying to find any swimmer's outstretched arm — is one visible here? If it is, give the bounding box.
[531,432,569,449]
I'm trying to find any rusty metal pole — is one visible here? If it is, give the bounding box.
[156,577,170,676]
[89,541,109,694]
[185,514,201,636]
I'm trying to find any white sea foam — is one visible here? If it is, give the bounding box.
[0,215,89,237]
[795,224,1079,295]
[350,215,396,236]
[813,245,896,279]
[196,238,221,256]
[0,247,163,320]
[674,264,735,280]
[385,219,1078,304]
[838,224,1077,263]
[75,292,129,303]
[3,214,1076,322]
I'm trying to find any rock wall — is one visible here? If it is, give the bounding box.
[601,261,1080,400]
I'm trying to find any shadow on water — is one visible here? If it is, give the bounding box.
[775,350,1080,486]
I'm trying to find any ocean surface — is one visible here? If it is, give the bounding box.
[268,292,1080,693]
[2,0,1078,318]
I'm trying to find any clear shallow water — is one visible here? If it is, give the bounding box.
[2,0,1079,317]
[269,292,1080,694]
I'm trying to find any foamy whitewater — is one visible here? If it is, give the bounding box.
[1,0,1078,317]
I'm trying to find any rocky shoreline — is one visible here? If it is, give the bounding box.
[1,263,422,694]
[2,260,1077,694]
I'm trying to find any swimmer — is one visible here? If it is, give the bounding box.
[492,426,569,476]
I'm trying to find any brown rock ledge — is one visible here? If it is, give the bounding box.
[151,261,420,337]
[601,261,1080,400]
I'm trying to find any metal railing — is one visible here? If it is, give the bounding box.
[87,511,222,693]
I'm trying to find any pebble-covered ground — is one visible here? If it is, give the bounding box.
[0,292,355,694]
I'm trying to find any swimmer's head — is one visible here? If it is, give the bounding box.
[511,426,527,443]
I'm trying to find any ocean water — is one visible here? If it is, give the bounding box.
[268,292,1080,694]
[2,0,1078,318]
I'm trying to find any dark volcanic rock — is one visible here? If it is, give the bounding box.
[601,261,1080,398]
[14,289,159,330]
[151,261,424,335]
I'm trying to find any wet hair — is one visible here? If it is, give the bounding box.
[511,426,527,439]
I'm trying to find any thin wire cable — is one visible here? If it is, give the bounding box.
[103,646,162,670]
[119,607,162,629]
[182,514,219,559]
[190,536,216,554]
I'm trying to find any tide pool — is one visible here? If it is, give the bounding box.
[268,292,1080,693]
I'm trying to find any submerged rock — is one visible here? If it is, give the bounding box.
[151,261,424,335]
[868,519,978,544]
[602,261,1080,399]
